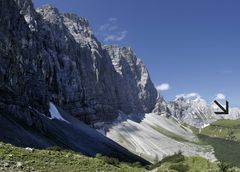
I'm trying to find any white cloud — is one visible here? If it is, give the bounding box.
[186,93,200,98]
[104,31,127,42]
[156,83,170,92]
[215,93,226,100]
[98,17,127,43]
[176,93,201,99]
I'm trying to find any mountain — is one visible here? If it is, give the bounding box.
[0,0,160,163]
[9,0,158,124]
[167,96,218,128]
[154,94,240,128]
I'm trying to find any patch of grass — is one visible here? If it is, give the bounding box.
[213,119,240,128]
[154,152,219,172]
[198,119,240,167]
[150,124,190,143]
[186,119,240,168]
[198,134,240,167]
[2,142,239,171]
[0,142,145,172]
[200,119,240,142]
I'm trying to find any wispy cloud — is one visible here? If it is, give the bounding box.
[100,24,111,31]
[104,31,127,42]
[98,17,127,43]
[156,83,170,92]
[223,70,233,74]
[108,17,117,22]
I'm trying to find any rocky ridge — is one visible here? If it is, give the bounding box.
[154,94,240,128]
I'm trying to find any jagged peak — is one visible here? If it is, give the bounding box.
[37,4,59,13]
[104,45,133,52]
[63,13,89,27]
[62,12,100,47]
[103,45,136,59]
[103,45,147,72]
[175,93,201,102]
[36,4,62,24]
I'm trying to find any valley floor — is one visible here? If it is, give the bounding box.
[198,119,240,167]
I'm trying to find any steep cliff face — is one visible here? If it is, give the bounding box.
[1,0,158,125]
[34,5,157,123]
[0,0,49,122]
[14,0,38,31]
[104,45,158,113]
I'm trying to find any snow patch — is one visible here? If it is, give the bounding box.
[201,123,210,129]
[49,102,69,123]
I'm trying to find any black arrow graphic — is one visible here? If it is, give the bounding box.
[214,100,229,115]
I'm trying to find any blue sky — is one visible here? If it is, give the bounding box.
[33,0,240,106]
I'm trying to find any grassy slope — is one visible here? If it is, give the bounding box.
[197,119,240,167]
[200,119,240,141]
[198,135,240,167]
[0,143,145,172]
[154,153,219,172]
[1,142,240,171]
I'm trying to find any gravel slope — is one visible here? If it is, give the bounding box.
[106,113,216,162]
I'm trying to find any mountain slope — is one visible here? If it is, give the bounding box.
[104,113,216,163]
[0,101,149,164]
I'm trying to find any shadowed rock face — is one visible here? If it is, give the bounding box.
[1,0,157,125]
[0,0,49,117]
[0,0,157,163]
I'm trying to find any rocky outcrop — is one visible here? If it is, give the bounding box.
[152,96,171,116]
[103,45,157,114]
[14,0,38,31]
